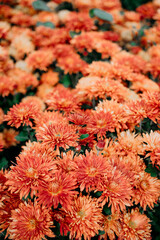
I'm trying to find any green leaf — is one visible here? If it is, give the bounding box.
[90,8,113,22]
[98,230,105,235]
[32,0,51,11]
[0,157,8,170]
[145,164,157,177]
[15,132,28,142]
[36,21,55,28]
[103,204,111,215]
[69,31,81,38]
[79,134,89,140]
[60,75,71,88]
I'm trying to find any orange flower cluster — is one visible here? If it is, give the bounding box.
[0,0,160,240]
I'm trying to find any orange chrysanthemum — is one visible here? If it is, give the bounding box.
[98,168,132,213]
[5,150,57,198]
[75,151,109,192]
[143,130,160,166]
[62,195,103,240]
[45,86,81,113]
[99,213,121,240]
[8,201,55,240]
[4,102,40,128]
[86,110,116,139]
[26,49,55,71]
[41,69,59,86]
[37,170,78,209]
[120,208,151,240]
[2,128,19,148]
[36,122,79,153]
[133,172,160,210]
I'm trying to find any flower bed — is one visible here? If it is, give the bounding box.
[0,0,160,239]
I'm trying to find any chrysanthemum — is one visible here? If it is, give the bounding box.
[8,201,55,240]
[62,195,103,240]
[75,151,109,192]
[41,69,59,86]
[0,108,4,125]
[37,170,78,209]
[36,122,79,153]
[143,130,160,166]
[98,168,132,214]
[65,12,95,32]
[0,75,15,97]
[116,130,145,155]
[2,128,19,148]
[86,110,116,139]
[133,172,160,210]
[119,208,151,240]
[4,102,40,128]
[99,213,121,240]
[45,86,81,113]
[94,40,121,59]
[26,49,55,71]
[5,151,57,198]
[56,151,77,174]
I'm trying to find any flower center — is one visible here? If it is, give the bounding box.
[140,180,149,190]
[129,220,137,229]
[77,209,86,218]
[26,168,37,178]
[87,167,97,177]
[28,218,36,230]
[50,182,62,196]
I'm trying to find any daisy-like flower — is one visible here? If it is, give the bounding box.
[0,75,15,97]
[86,110,116,139]
[45,86,81,113]
[26,49,55,71]
[62,195,103,240]
[75,151,109,192]
[4,102,40,128]
[133,172,160,210]
[5,151,57,199]
[98,168,132,214]
[36,122,79,154]
[2,128,19,148]
[116,130,145,156]
[143,130,160,166]
[37,170,78,209]
[99,213,121,240]
[56,151,77,174]
[119,208,151,240]
[8,201,55,240]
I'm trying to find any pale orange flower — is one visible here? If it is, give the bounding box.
[2,129,19,148]
[75,151,109,192]
[62,195,103,240]
[119,208,151,240]
[98,168,132,214]
[5,150,57,198]
[37,170,78,209]
[133,172,160,210]
[26,49,55,71]
[8,201,55,240]
[5,102,40,128]
[36,122,79,153]
[41,69,59,86]
[99,213,121,240]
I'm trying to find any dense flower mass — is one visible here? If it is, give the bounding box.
[0,0,160,239]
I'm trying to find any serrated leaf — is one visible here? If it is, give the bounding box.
[90,8,113,22]
[79,134,89,140]
[0,157,8,170]
[15,132,28,142]
[36,21,55,28]
[32,0,51,11]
